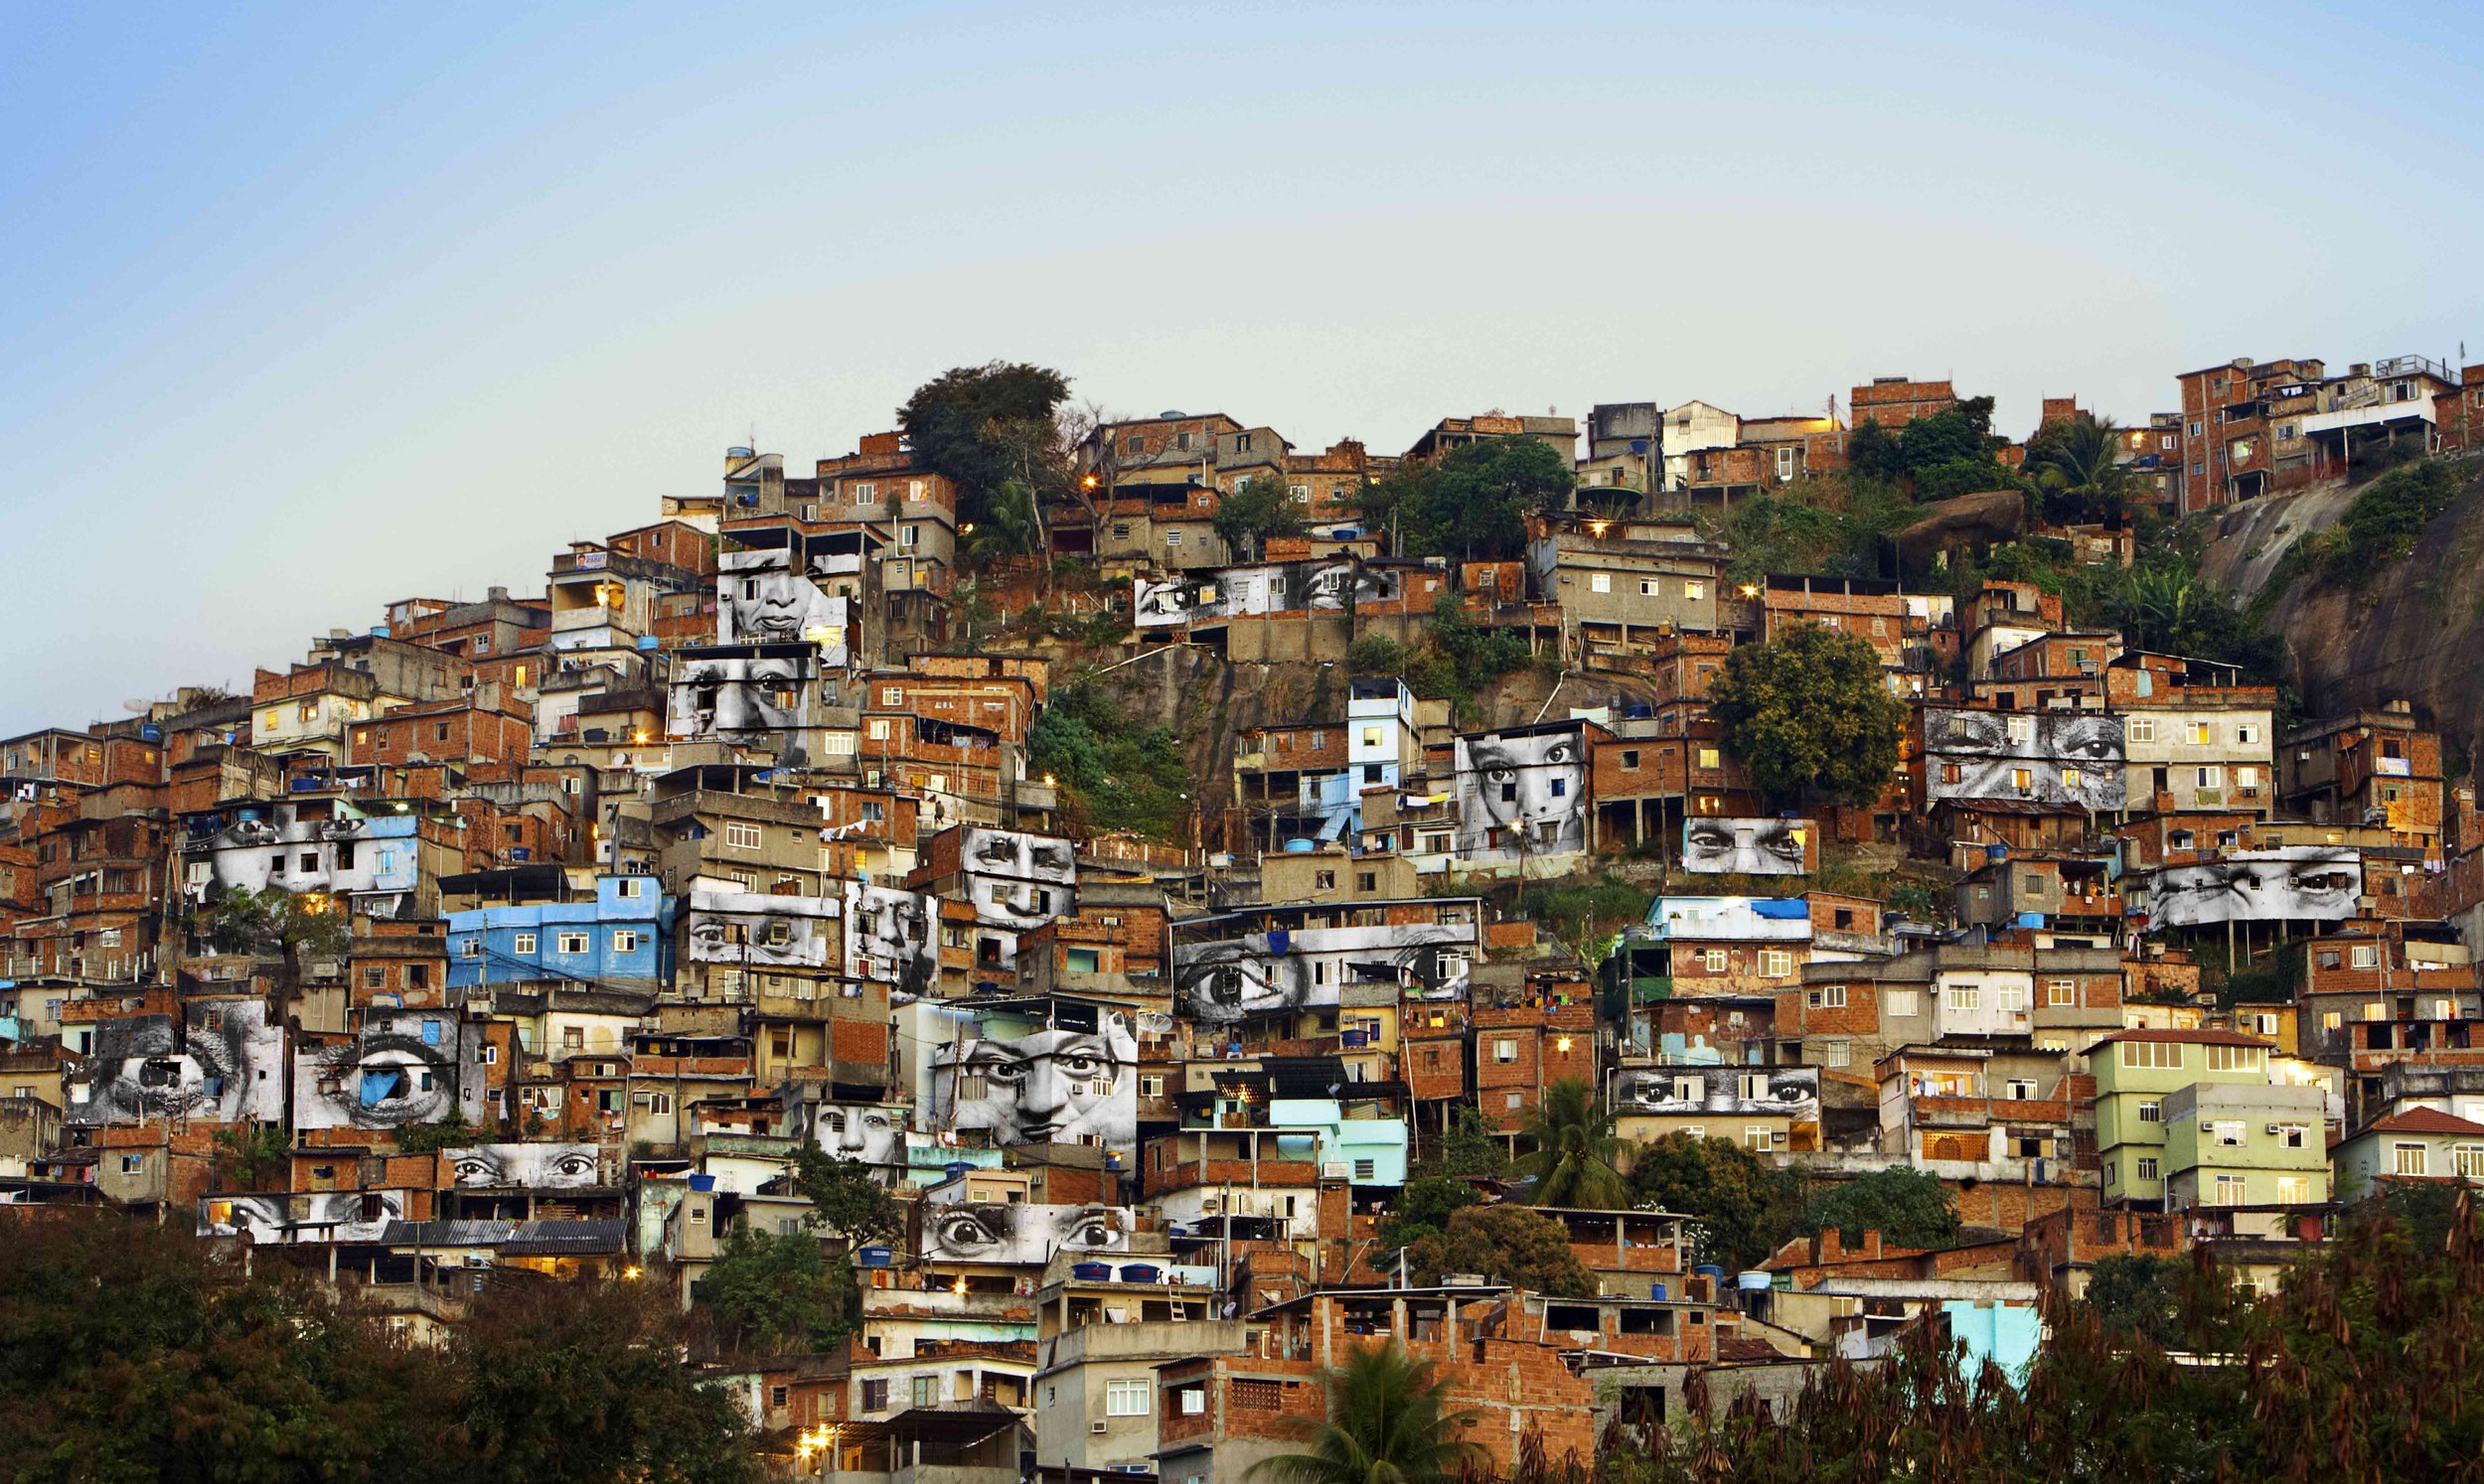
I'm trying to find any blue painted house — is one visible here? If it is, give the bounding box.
[447,874,673,992]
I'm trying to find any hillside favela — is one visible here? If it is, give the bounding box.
[5,354,2484,1480]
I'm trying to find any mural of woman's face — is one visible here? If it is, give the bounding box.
[1683,818,1808,874]
[726,568,821,643]
[953,1019,1136,1146]
[1176,937,1309,1023]
[319,1033,452,1127]
[1468,733,1586,847]
[818,1105,906,1164]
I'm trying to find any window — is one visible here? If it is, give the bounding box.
[1106,1380,1151,1416]
[2204,1045,2262,1073]
[2187,722,2214,746]
[2322,1010,2343,1031]
[2394,1143,2428,1176]
[2214,1175,2250,1205]
[1638,578,1659,596]
[1697,747,1721,770]
[1701,950,1728,973]
[1495,1039,1518,1063]
[1761,950,1793,978]
[1885,989,1921,1018]
[1945,983,1980,1011]
[2135,1156,2160,1182]
[2046,978,2075,1006]
[460,939,483,960]
[613,930,640,954]
[911,1376,938,1407]
[1620,749,1639,769]
[2349,945,2379,969]
[2120,1040,2183,1071]
[1807,984,1847,1008]
[1822,1042,1851,1067]
[616,878,645,898]
[513,932,539,956]
[1353,1157,1376,1179]
[2137,1101,2162,1123]
[2456,1145,2484,1179]
[1590,573,1611,593]
[2004,1079,2038,1100]
[2127,716,2155,743]
[2236,723,2258,746]
[862,1379,890,1412]
[1684,581,1705,600]
[1315,871,1335,890]
[2210,1119,2247,1147]
[557,932,589,955]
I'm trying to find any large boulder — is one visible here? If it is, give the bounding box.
[1893,488,2028,561]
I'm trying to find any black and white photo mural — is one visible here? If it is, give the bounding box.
[1613,1065,1820,1120]
[1681,817,1814,875]
[2145,847,2363,927]
[844,881,938,995]
[667,642,820,766]
[294,1010,487,1130]
[684,890,837,969]
[1454,722,1589,863]
[929,1009,1137,1154]
[66,1000,286,1126]
[916,1201,1133,1266]
[717,548,852,667]
[1923,709,2126,811]
[959,826,1076,963]
[798,1101,912,1167]
[1134,562,1399,629]
[441,1143,602,1189]
[183,805,422,901]
[199,1191,405,1245]
[1170,920,1476,1026]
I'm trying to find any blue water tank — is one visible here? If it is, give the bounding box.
[1119,1263,1162,1284]
[1071,1261,1114,1281]
[687,1173,715,1192]
[636,635,659,651]
[1648,1281,1667,1301]
[944,1161,971,1181]
[856,1245,892,1268]
[1694,1263,1726,1281]
[1284,838,1316,853]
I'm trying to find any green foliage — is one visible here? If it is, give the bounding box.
[2081,1253,2187,1348]
[0,1216,757,1484]
[1416,1104,1512,1181]
[1212,472,1306,561]
[2025,412,2141,524]
[1344,634,1406,674]
[1910,455,2026,504]
[895,361,1072,526]
[1375,1176,1485,1254]
[1517,1078,1630,1210]
[1027,680,1194,842]
[2308,457,2464,583]
[1844,420,1904,484]
[792,1144,904,1244]
[1248,1340,1488,1484]
[1381,435,1574,560]
[1405,1204,1599,1297]
[208,1120,291,1189]
[395,1108,482,1155]
[201,882,352,980]
[1517,871,1648,969]
[1703,480,1917,583]
[964,477,1043,566]
[1895,407,1987,471]
[1624,1132,1804,1270]
[697,1220,848,1356]
[1792,1165,1959,1250]
[1707,622,1907,807]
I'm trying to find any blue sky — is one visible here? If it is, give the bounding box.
[4,1,2480,730]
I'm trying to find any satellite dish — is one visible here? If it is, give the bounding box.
[122,698,152,714]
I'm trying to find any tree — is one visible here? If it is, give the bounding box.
[2025,413,2139,524]
[1792,1165,1958,1250]
[895,362,1073,526]
[1706,622,1907,807]
[698,1220,847,1355]
[792,1144,904,1244]
[1623,1132,1803,1271]
[1416,1104,1510,1180]
[207,1121,290,1190]
[963,477,1042,567]
[1516,1078,1629,1210]
[396,1107,482,1154]
[1404,1205,1598,1297]
[1406,436,1573,560]
[1895,408,1986,472]
[2081,1253,2186,1348]
[1249,1341,1488,1484]
[1212,472,1306,562]
[1375,1176,1484,1255]
[1844,420,1905,485]
[200,882,349,1130]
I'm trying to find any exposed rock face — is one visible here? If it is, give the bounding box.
[1893,489,2027,562]
[2202,464,2484,759]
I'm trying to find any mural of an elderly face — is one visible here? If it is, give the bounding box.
[295,1012,474,1130]
[684,891,835,968]
[188,807,416,898]
[809,1103,909,1165]
[844,881,936,993]
[1456,725,1588,861]
[1682,818,1810,875]
[1175,934,1312,1023]
[1172,922,1474,1026]
[1925,710,2126,811]
[442,1144,601,1189]
[962,828,1075,930]
[71,1003,286,1126]
[1615,1066,1819,1117]
[2149,849,2362,927]
[200,1191,405,1245]
[719,549,850,663]
[919,1202,1131,1265]
[668,647,815,765]
[938,1016,1137,1150]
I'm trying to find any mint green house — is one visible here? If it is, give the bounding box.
[2094,1028,2321,1209]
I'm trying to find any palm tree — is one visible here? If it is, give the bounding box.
[2027,413,2138,524]
[1517,1077,1630,1209]
[1250,1341,1487,1484]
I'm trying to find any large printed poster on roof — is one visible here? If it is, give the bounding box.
[718,548,851,667]
[1170,920,1475,1025]
[929,1011,1138,1155]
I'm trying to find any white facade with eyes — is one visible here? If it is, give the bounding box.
[916,1201,1133,1266]
[1454,723,1590,866]
[442,1143,603,1189]
[930,1016,1139,1156]
[2142,847,2364,927]
[293,1011,487,1130]
[682,890,837,968]
[1924,708,2127,811]
[1680,817,1813,874]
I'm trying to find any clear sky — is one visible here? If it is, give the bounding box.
[5,1,2480,732]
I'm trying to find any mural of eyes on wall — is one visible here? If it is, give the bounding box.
[843,881,937,993]
[1923,709,2127,811]
[67,1001,287,1127]
[961,828,1076,932]
[1169,921,1476,1026]
[1135,563,1398,629]
[199,1190,405,1245]
[930,1014,1139,1154]
[1682,817,1812,875]
[804,1102,912,1166]
[666,644,819,766]
[294,1011,483,1130]
[1614,1066,1821,1119]
[2146,848,2364,927]
[717,549,852,666]
[184,805,420,900]
[683,890,837,968]
[1301,561,1399,611]
[917,1201,1133,1265]
[441,1143,602,1189]
[1454,723,1589,862]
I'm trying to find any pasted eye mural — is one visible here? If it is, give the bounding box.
[931,1014,1139,1154]
[199,1190,406,1244]
[1923,709,2126,811]
[1455,723,1588,862]
[717,549,851,665]
[184,805,419,900]
[1169,921,1475,1027]
[666,644,819,766]
[2146,847,2362,927]
[683,890,836,969]
[441,1143,602,1189]
[1613,1066,1820,1119]
[1681,818,1812,875]
[917,1201,1133,1265]
[294,1011,483,1130]
[67,1001,286,1127]
[843,881,937,995]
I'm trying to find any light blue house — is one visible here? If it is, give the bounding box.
[1269,1097,1409,1186]
[446,874,673,992]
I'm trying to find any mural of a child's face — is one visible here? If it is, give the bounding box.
[1175,936,1309,1023]
[816,1104,906,1165]
[1465,732,1586,851]
[951,1019,1137,1146]
[679,658,804,735]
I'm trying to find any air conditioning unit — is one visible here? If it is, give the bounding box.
[1090,1421,1110,1436]
[2265,1123,2282,1135]
[1320,1161,1351,1179]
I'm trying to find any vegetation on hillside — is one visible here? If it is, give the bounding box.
[1707,623,1908,807]
[1027,677,1196,841]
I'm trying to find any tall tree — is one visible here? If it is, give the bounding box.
[1706,622,1907,807]
[1212,472,1306,561]
[200,882,350,1130]
[1250,1341,1488,1484]
[1410,435,1573,560]
[894,362,1072,526]
[1624,1132,1803,1271]
[1516,1077,1629,1210]
[2026,412,2138,523]
[1404,1205,1600,1297]
[697,1220,848,1355]
[1792,1165,1958,1250]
